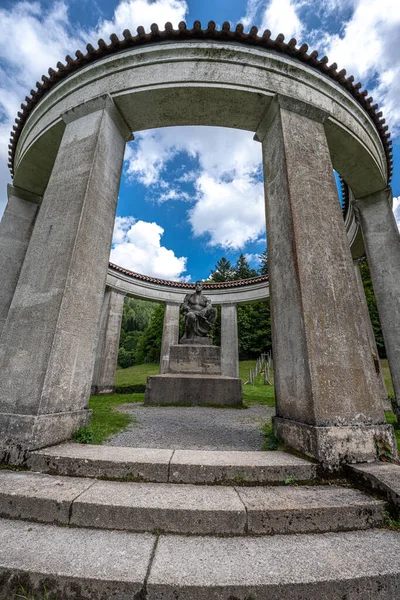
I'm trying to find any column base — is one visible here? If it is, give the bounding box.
[273,416,398,470]
[91,385,115,395]
[0,410,91,465]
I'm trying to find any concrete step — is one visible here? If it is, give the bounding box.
[349,461,400,510]
[0,518,399,599]
[27,443,318,484]
[0,471,386,536]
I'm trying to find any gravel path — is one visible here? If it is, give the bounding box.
[104,404,275,451]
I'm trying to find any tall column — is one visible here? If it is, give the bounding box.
[221,303,239,378]
[353,259,389,409]
[160,302,180,373]
[353,189,400,419]
[92,289,125,394]
[0,95,132,462]
[0,185,41,336]
[256,95,395,468]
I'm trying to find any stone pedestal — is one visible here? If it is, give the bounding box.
[145,341,242,407]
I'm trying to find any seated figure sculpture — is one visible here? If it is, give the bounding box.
[180,280,217,341]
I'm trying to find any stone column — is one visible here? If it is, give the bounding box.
[92,289,125,394]
[0,95,132,463]
[353,259,389,409]
[160,302,180,373]
[221,303,239,378]
[353,189,400,419]
[0,185,41,336]
[255,96,395,468]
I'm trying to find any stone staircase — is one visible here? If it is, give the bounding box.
[0,443,399,599]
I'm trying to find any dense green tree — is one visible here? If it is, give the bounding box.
[209,257,234,282]
[134,304,165,364]
[358,257,386,358]
[232,254,258,280]
[259,248,269,276]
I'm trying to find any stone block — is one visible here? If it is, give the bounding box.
[0,517,154,599]
[0,471,93,525]
[144,374,242,407]
[179,336,212,345]
[147,530,400,599]
[168,344,221,375]
[349,462,400,509]
[169,449,317,484]
[71,480,246,535]
[274,416,398,470]
[236,485,385,535]
[28,443,173,482]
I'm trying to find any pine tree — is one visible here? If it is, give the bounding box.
[232,254,258,280]
[209,257,234,282]
[259,248,269,276]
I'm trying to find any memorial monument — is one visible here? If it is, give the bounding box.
[144,281,243,406]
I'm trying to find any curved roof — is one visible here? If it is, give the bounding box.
[109,262,269,289]
[8,20,393,182]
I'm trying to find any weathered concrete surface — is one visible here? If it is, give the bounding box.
[160,302,180,374]
[168,345,221,375]
[29,444,317,485]
[349,462,400,510]
[258,97,392,466]
[221,303,239,378]
[236,485,385,535]
[0,96,131,460]
[0,517,154,599]
[92,288,125,394]
[71,480,246,535]
[144,374,242,407]
[274,417,397,469]
[148,529,400,599]
[353,258,390,410]
[0,470,93,525]
[354,188,400,418]
[0,185,40,337]
[28,443,173,482]
[169,449,317,484]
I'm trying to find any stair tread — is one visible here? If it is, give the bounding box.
[0,518,399,599]
[0,471,386,536]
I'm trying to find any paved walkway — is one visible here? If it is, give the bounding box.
[105,404,275,451]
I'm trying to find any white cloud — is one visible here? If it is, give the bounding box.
[393,196,400,231]
[189,174,265,249]
[261,0,304,41]
[110,216,188,279]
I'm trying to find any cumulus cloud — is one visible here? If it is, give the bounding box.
[261,0,304,41]
[110,216,188,279]
[393,196,400,231]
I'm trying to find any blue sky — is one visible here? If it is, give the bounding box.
[0,0,399,281]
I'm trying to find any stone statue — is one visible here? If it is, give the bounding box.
[180,280,217,341]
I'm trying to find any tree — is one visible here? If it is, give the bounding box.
[134,304,165,364]
[259,248,268,276]
[232,254,258,280]
[209,257,234,282]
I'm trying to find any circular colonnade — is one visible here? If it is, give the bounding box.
[1,22,399,467]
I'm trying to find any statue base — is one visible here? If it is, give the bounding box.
[179,336,213,345]
[144,374,242,407]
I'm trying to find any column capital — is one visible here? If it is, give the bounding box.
[62,94,134,142]
[352,186,393,208]
[7,184,42,205]
[254,95,329,143]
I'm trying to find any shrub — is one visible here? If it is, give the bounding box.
[118,347,135,369]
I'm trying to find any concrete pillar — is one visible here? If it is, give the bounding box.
[0,185,41,336]
[221,303,239,378]
[256,96,395,468]
[0,95,132,462]
[353,188,400,419]
[353,259,390,410]
[160,302,180,373]
[92,289,125,394]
